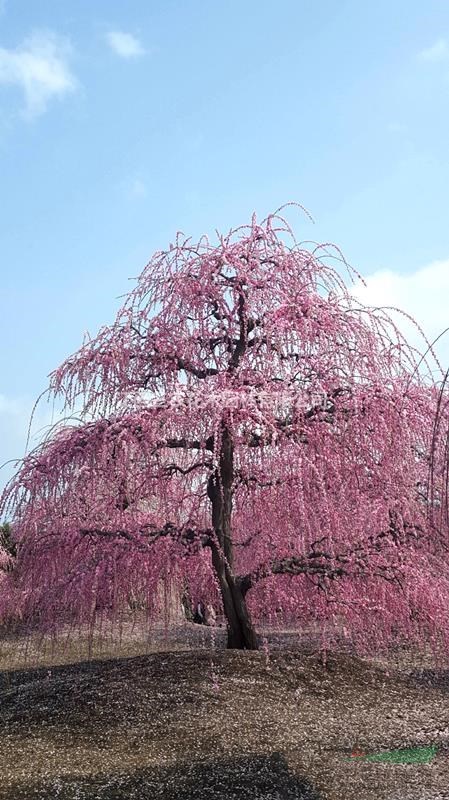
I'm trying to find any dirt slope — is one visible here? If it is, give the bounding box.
[1,647,449,799]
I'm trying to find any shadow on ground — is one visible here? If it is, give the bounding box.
[3,753,320,800]
[408,667,449,692]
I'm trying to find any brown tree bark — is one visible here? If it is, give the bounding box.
[207,426,259,650]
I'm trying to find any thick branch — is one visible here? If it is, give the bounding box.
[242,388,352,448]
[79,522,213,550]
[227,295,260,372]
[239,517,422,596]
[176,357,219,379]
[234,470,283,489]
[163,460,213,477]
[141,341,219,381]
[163,436,215,451]
[239,555,344,596]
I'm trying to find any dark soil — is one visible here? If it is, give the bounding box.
[1,637,449,800]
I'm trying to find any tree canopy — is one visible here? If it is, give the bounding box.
[1,208,448,652]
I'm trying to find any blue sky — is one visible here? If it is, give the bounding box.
[1,0,449,490]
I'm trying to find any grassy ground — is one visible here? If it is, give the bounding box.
[0,622,449,799]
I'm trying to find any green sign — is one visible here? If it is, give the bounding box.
[348,746,438,764]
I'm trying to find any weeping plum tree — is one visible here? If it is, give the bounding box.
[2,208,449,652]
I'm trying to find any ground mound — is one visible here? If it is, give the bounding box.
[1,646,449,799]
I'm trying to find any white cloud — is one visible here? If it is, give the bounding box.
[352,259,449,372]
[418,38,449,63]
[105,31,145,59]
[0,31,77,118]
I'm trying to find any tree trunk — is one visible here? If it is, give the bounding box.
[210,541,259,649]
[208,425,259,650]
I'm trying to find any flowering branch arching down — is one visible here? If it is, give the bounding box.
[2,208,449,652]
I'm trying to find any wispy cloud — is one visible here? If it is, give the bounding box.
[0,31,77,118]
[352,259,449,370]
[105,31,145,59]
[418,38,449,63]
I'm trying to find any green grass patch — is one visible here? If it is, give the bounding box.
[348,745,438,764]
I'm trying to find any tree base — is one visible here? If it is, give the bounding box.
[226,625,259,650]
